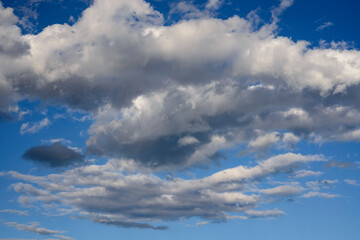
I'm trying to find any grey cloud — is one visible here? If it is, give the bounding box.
[22,142,84,167]
[0,111,14,122]
[93,217,168,230]
[325,160,355,169]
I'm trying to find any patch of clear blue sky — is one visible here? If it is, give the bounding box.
[0,0,359,239]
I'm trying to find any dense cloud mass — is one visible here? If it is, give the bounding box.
[22,143,84,167]
[0,0,359,168]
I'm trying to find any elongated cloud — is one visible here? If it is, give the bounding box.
[4,153,326,229]
[0,209,29,216]
[5,222,64,236]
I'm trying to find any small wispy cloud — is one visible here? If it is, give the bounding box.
[316,21,334,31]
[0,209,29,216]
[5,221,64,236]
[302,191,340,199]
[293,170,324,178]
[20,118,51,135]
[325,160,354,169]
[344,179,360,186]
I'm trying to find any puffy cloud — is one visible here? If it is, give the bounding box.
[205,0,223,10]
[0,3,30,112]
[4,153,325,229]
[5,222,64,235]
[22,142,84,167]
[0,0,359,168]
[178,136,200,147]
[0,3,30,57]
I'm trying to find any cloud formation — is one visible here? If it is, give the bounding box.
[4,153,327,229]
[0,209,29,216]
[20,118,51,135]
[5,222,64,235]
[316,21,334,31]
[22,142,84,167]
[0,0,359,169]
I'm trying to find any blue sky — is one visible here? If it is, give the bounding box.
[0,0,360,239]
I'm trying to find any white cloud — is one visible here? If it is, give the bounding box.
[344,179,360,186]
[205,0,223,10]
[302,191,340,199]
[293,170,323,178]
[259,185,304,197]
[20,118,51,135]
[306,179,338,191]
[316,21,334,31]
[195,221,209,226]
[0,209,29,216]
[46,235,75,240]
[0,0,359,168]
[178,136,200,146]
[245,208,285,218]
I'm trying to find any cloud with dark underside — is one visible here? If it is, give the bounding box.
[22,143,84,167]
[93,217,168,230]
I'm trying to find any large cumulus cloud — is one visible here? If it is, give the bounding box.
[0,0,360,169]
